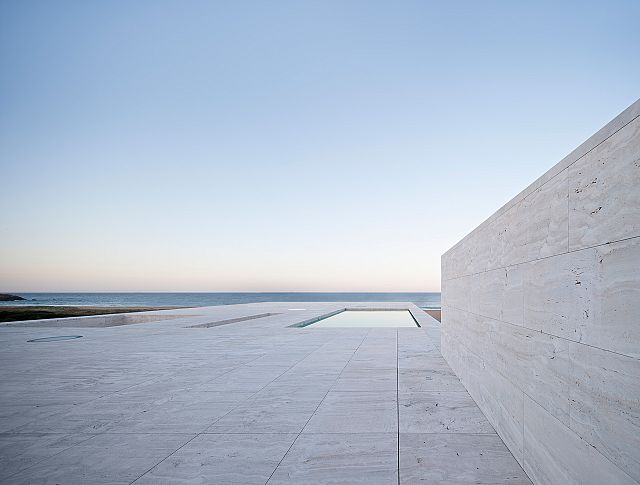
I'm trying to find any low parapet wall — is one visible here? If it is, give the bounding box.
[441,99,640,484]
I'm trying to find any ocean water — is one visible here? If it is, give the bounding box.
[1,292,441,309]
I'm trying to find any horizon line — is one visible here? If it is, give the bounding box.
[1,290,441,294]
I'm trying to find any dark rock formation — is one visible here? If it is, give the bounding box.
[0,293,26,301]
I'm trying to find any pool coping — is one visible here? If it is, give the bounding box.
[289,307,423,328]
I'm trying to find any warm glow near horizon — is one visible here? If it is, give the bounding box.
[0,222,445,292]
[1,2,639,293]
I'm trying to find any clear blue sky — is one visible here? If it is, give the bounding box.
[1,0,638,292]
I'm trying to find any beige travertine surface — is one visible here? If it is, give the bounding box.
[442,98,640,484]
[0,302,530,484]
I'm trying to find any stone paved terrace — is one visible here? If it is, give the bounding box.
[0,303,531,484]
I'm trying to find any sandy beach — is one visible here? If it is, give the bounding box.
[424,309,441,322]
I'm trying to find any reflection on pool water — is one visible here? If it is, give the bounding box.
[308,310,418,328]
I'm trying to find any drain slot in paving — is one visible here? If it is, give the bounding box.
[188,312,280,328]
[28,335,83,342]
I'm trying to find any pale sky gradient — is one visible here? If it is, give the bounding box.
[1,1,639,292]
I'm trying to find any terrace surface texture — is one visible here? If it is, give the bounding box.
[0,302,531,484]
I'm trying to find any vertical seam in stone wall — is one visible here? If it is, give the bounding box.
[520,264,525,331]
[567,163,570,253]
[521,388,525,468]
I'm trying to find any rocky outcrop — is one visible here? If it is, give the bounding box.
[0,293,26,301]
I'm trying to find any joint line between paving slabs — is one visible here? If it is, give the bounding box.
[127,337,332,484]
[396,328,400,485]
[264,329,371,485]
[5,350,273,482]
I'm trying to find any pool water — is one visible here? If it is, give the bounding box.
[308,310,418,328]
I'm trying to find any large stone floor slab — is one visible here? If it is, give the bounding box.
[9,433,195,485]
[0,302,530,483]
[399,391,497,433]
[400,433,532,484]
[268,433,398,484]
[136,433,297,485]
[303,390,398,434]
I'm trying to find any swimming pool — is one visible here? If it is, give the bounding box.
[303,310,419,328]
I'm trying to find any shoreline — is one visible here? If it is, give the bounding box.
[0,306,184,323]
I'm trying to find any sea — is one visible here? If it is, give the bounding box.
[1,292,441,310]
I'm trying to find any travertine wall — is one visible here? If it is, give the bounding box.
[441,99,640,485]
